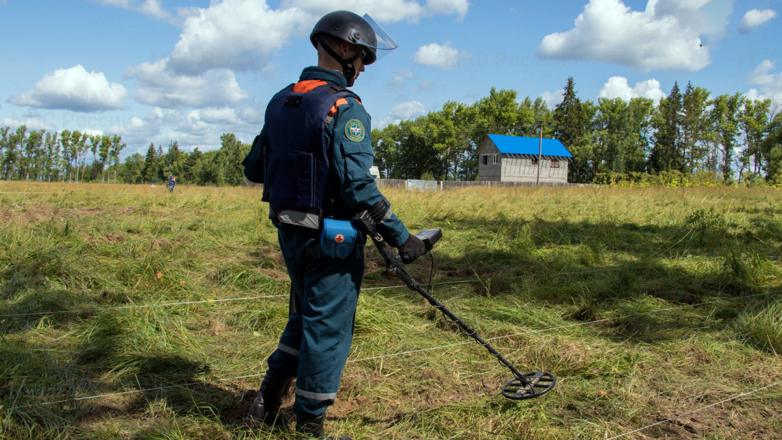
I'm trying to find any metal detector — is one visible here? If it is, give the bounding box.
[352,212,556,400]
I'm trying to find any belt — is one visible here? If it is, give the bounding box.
[274,210,320,230]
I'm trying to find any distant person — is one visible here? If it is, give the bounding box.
[167,175,176,193]
[243,10,425,439]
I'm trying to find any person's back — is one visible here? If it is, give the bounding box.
[243,10,425,440]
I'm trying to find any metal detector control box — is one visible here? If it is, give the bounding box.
[415,229,442,252]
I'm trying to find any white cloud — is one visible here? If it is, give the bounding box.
[537,0,732,71]
[95,104,262,157]
[540,89,564,109]
[95,0,175,23]
[1,117,55,132]
[169,0,313,74]
[599,76,666,104]
[377,100,426,128]
[82,128,105,137]
[162,106,260,152]
[413,42,470,70]
[385,69,415,90]
[138,0,169,19]
[8,65,128,112]
[421,0,469,20]
[739,9,777,33]
[163,0,471,74]
[196,107,239,125]
[125,58,248,109]
[747,60,782,108]
[281,0,469,22]
[107,108,166,153]
[418,80,435,90]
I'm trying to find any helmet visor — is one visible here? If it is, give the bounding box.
[348,14,398,64]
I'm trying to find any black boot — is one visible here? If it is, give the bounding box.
[246,370,294,429]
[296,413,352,440]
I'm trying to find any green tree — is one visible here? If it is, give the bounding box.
[182,147,202,184]
[98,135,111,182]
[0,127,11,179]
[119,153,145,184]
[4,126,26,180]
[22,127,42,180]
[71,131,89,182]
[0,126,8,179]
[43,131,59,182]
[708,93,743,181]
[161,140,182,178]
[594,97,652,174]
[553,77,595,182]
[650,81,685,172]
[681,82,711,172]
[109,135,125,184]
[89,134,101,180]
[761,112,782,183]
[59,130,73,182]
[425,101,480,180]
[527,97,555,137]
[142,143,159,183]
[218,133,249,185]
[739,98,772,181]
[198,150,225,185]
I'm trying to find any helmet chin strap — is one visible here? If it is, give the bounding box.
[318,38,360,87]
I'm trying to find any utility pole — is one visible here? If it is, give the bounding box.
[536,124,543,186]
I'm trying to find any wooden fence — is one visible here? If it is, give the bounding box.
[244,179,598,191]
[378,179,599,191]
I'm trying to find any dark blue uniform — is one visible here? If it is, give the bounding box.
[259,67,409,418]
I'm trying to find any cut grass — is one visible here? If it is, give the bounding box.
[1,182,781,439]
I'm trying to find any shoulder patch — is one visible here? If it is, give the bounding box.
[345,119,365,142]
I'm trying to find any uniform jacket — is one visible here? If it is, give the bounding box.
[257,66,410,248]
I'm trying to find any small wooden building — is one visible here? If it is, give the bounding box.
[477,134,572,183]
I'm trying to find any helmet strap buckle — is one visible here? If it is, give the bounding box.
[318,37,359,87]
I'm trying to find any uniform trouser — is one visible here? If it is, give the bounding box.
[267,227,364,418]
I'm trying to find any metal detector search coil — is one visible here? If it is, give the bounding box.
[352,211,556,401]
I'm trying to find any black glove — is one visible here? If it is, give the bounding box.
[398,234,426,264]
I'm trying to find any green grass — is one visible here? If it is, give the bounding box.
[1,182,781,439]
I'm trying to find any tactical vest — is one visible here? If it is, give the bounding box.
[262,83,360,228]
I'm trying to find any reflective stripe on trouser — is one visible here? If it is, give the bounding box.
[267,227,364,418]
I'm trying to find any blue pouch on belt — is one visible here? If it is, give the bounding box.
[321,219,358,259]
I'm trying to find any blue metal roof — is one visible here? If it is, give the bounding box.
[486,134,573,158]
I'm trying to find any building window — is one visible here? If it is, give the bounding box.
[482,155,488,165]
[551,160,560,168]
[492,155,498,164]
[531,157,539,166]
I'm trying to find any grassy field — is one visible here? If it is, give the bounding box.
[1,181,781,439]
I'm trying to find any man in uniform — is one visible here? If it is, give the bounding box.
[244,10,426,439]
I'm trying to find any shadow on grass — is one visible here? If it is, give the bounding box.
[2,212,779,437]
[0,306,250,437]
[360,215,781,350]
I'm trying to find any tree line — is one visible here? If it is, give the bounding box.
[0,127,250,186]
[372,78,782,185]
[0,127,126,183]
[118,134,249,186]
[2,77,781,186]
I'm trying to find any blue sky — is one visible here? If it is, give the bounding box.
[1,0,781,158]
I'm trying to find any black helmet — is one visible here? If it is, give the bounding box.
[310,11,398,66]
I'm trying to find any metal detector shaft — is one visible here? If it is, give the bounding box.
[352,211,556,400]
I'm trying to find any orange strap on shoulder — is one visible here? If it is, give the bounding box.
[290,80,363,123]
[292,80,328,93]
